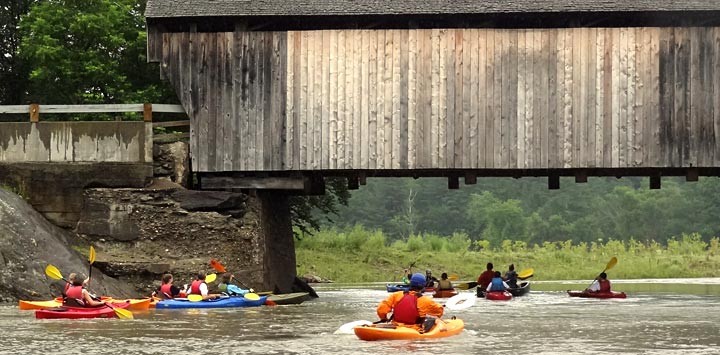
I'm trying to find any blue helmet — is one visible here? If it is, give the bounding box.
[410,273,426,288]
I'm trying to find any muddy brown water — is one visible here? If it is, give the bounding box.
[2,279,719,355]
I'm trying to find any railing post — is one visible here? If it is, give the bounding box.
[143,103,153,122]
[29,103,39,122]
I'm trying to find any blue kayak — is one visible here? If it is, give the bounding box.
[386,284,435,293]
[155,296,267,309]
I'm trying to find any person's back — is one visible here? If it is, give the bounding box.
[377,273,444,328]
[588,272,612,292]
[437,272,453,290]
[477,262,495,289]
[487,271,509,292]
[505,264,518,288]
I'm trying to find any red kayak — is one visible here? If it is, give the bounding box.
[485,291,513,301]
[567,290,627,299]
[35,302,130,319]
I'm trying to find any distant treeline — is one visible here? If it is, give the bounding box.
[318,176,720,246]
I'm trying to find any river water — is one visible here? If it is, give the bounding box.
[2,279,720,355]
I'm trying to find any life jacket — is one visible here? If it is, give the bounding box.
[489,277,505,291]
[160,283,174,299]
[190,280,205,295]
[218,283,228,293]
[64,285,85,306]
[598,279,611,292]
[393,292,420,324]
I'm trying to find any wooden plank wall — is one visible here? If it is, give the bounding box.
[159,27,720,172]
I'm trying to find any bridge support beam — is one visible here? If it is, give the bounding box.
[258,190,297,293]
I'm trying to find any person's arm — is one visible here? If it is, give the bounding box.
[377,292,401,321]
[82,290,105,307]
[586,280,600,292]
[418,297,444,318]
[486,283,492,292]
[502,281,510,289]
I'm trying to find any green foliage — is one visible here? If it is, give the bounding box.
[324,177,720,247]
[297,229,720,282]
[17,0,176,106]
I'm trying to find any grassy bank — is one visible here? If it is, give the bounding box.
[296,226,720,283]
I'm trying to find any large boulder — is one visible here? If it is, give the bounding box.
[0,189,137,302]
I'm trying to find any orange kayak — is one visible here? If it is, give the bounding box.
[354,318,464,341]
[20,297,151,311]
[432,289,458,298]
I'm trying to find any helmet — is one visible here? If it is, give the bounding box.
[410,273,426,288]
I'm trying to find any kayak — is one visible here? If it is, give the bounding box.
[354,318,464,341]
[508,282,531,297]
[155,295,267,309]
[567,290,627,299]
[432,289,458,298]
[266,292,310,305]
[20,297,151,311]
[386,284,434,293]
[485,291,513,301]
[35,302,130,319]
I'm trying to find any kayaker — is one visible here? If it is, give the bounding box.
[63,273,105,307]
[437,272,453,291]
[477,262,495,290]
[62,272,89,297]
[401,269,410,284]
[486,271,510,292]
[187,272,221,300]
[218,273,253,296]
[504,264,519,288]
[152,273,184,299]
[586,272,612,293]
[377,273,444,332]
[425,270,439,288]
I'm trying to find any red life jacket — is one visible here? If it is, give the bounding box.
[599,279,611,292]
[190,280,205,295]
[160,283,174,299]
[64,285,85,306]
[393,292,419,324]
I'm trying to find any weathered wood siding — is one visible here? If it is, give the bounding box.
[158,27,720,172]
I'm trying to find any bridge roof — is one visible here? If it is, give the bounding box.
[146,0,720,18]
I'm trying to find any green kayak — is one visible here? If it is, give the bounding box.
[266,292,310,305]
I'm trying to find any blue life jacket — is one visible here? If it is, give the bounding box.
[489,277,505,291]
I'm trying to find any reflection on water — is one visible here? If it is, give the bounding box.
[1,280,720,355]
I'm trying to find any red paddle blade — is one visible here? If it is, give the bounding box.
[210,259,226,273]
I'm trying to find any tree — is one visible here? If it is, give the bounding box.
[292,177,350,237]
[0,0,35,106]
[18,0,175,105]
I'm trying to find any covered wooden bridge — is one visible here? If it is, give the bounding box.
[146,0,720,191]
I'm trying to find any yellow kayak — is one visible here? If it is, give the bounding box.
[354,318,464,341]
[19,297,151,311]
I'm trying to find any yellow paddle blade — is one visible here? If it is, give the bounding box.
[605,257,618,271]
[244,293,260,301]
[205,273,217,283]
[45,265,63,280]
[112,306,134,319]
[518,268,534,279]
[448,274,459,281]
[187,294,204,302]
[89,246,96,264]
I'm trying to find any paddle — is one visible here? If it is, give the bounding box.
[455,281,477,290]
[517,268,534,280]
[334,293,475,335]
[209,258,259,300]
[44,264,133,319]
[88,246,96,280]
[448,273,459,281]
[585,257,618,290]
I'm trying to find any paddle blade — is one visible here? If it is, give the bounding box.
[518,268,534,280]
[445,293,476,311]
[448,274,459,281]
[455,281,477,290]
[187,294,204,302]
[334,320,372,335]
[45,265,63,281]
[112,306,134,319]
[209,259,226,273]
[605,257,618,271]
[89,246,96,264]
[205,273,217,283]
[244,293,260,301]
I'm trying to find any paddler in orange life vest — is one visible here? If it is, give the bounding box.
[586,272,612,293]
[63,273,105,307]
[377,273,444,331]
[187,272,221,300]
